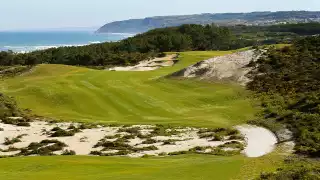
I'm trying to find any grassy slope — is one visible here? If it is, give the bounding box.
[0,51,256,127]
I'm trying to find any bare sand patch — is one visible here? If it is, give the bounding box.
[236,125,278,157]
[108,54,178,71]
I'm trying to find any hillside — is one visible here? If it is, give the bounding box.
[97,11,320,33]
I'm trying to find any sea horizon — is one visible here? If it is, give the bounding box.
[0,31,134,53]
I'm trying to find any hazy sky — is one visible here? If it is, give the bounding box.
[1,0,320,30]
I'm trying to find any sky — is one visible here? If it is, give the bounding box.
[1,0,320,31]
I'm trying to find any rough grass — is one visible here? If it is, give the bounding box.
[0,51,256,128]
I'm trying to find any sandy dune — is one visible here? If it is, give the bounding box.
[108,54,178,71]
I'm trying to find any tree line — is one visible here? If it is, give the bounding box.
[1,23,320,67]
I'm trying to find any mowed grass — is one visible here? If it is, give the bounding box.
[0,154,284,180]
[0,51,256,127]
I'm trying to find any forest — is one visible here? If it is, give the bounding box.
[1,23,320,67]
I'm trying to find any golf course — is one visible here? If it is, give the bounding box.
[0,50,286,179]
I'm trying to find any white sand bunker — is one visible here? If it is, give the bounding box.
[108,54,178,71]
[236,125,278,157]
[0,120,247,157]
[0,118,279,158]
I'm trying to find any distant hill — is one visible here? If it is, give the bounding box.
[97,11,320,33]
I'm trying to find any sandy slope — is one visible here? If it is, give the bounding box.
[169,50,261,85]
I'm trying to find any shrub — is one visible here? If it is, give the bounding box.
[137,133,152,139]
[0,128,4,131]
[122,134,136,140]
[0,94,21,119]
[2,117,30,126]
[158,152,167,156]
[168,151,189,156]
[16,122,30,127]
[210,148,240,156]
[51,127,62,131]
[118,127,141,135]
[199,133,215,139]
[150,125,179,136]
[219,141,244,150]
[90,151,102,156]
[104,134,121,139]
[189,146,208,153]
[162,139,177,145]
[257,158,320,180]
[79,123,98,130]
[94,139,132,151]
[135,145,158,152]
[228,135,245,140]
[19,139,67,156]
[67,124,77,130]
[50,129,76,137]
[142,138,157,144]
[3,136,22,145]
[1,146,20,152]
[62,150,76,155]
[80,136,88,142]
[115,150,130,156]
[211,134,223,141]
[157,52,166,58]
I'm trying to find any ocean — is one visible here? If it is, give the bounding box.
[0,31,133,53]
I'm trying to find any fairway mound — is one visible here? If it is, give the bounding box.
[0,120,247,157]
[236,125,278,157]
[108,54,178,71]
[168,50,260,85]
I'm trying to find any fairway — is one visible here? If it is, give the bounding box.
[0,51,256,127]
[0,154,283,180]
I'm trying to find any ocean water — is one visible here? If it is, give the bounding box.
[0,31,133,52]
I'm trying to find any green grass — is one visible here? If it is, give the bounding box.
[0,51,256,127]
[0,154,284,180]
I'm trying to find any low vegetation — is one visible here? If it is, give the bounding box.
[257,157,320,180]
[50,127,80,137]
[18,139,67,156]
[247,36,320,157]
[3,136,23,145]
[61,150,76,156]
[0,93,21,119]
[0,66,32,78]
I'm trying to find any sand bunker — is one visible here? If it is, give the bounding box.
[168,50,261,85]
[108,54,178,71]
[0,120,278,158]
[236,125,278,157]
